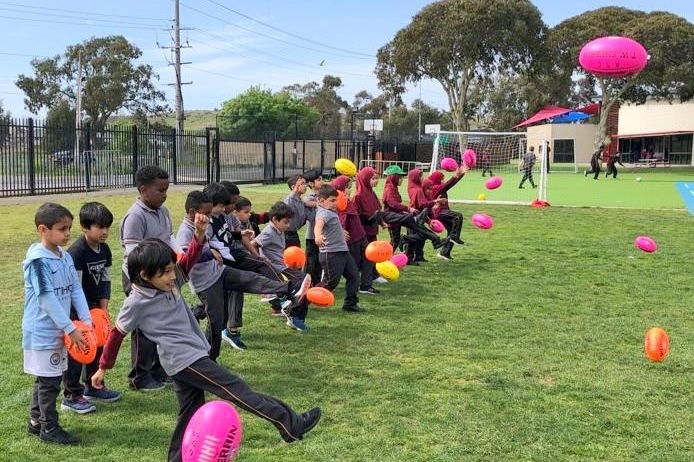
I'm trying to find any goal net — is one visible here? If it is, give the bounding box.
[431,131,548,205]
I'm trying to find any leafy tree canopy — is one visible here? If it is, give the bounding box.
[376,0,546,131]
[16,35,167,132]
[218,86,318,140]
[550,7,694,146]
[284,75,348,137]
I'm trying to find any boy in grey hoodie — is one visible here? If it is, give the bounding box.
[22,203,93,445]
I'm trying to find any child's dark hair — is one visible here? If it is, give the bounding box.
[220,181,240,197]
[302,168,322,183]
[203,182,232,206]
[79,202,114,229]
[318,184,338,200]
[185,191,211,213]
[268,201,294,221]
[127,238,176,286]
[35,202,73,228]
[287,174,303,189]
[135,165,169,187]
[234,196,252,211]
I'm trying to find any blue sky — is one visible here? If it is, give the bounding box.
[1,0,693,118]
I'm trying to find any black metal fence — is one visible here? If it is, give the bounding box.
[0,118,433,197]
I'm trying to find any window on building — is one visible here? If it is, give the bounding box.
[553,139,574,163]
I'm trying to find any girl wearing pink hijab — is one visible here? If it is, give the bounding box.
[422,164,467,260]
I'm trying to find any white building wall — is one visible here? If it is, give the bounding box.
[619,100,694,135]
[527,123,597,164]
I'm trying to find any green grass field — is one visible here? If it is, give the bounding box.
[0,184,692,461]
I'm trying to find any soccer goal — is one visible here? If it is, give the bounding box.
[431,131,548,205]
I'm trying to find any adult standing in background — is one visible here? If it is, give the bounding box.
[518,146,537,189]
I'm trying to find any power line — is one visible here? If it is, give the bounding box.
[0,13,164,30]
[202,0,374,58]
[0,1,168,22]
[181,1,374,61]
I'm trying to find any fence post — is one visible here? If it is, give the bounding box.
[320,139,325,174]
[27,118,36,195]
[131,125,138,186]
[271,139,276,182]
[84,122,92,191]
[171,128,178,184]
[204,127,211,184]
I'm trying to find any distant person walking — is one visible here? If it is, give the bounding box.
[518,146,536,189]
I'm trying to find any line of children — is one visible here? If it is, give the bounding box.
[422,164,468,260]
[91,217,321,461]
[177,188,310,357]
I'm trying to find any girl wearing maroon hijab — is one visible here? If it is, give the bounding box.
[422,164,467,260]
[352,167,382,286]
[381,165,446,264]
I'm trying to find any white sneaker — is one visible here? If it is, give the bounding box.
[260,294,278,303]
[437,252,451,261]
[373,276,388,284]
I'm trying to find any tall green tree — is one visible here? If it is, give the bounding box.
[44,100,75,154]
[16,35,167,138]
[217,87,318,140]
[375,0,546,131]
[284,75,349,137]
[550,7,694,147]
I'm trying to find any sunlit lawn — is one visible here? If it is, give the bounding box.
[0,185,692,461]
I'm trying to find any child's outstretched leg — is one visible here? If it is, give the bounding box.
[167,357,321,461]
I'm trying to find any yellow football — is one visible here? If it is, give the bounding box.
[375,260,400,281]
[335,158,357,177]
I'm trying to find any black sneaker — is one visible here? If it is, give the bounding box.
[358,287,380,295]
[280,407,322,443]
[130,378,166,392]
[342,305,363,313]
[27,420,40,437]
[450,237,464,245]
[433,238,449,250]
[39,424,80,445]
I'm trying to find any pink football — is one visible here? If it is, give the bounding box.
[440,157,458,172]
[390,253,409,269]
[471,213,494,230]
[182,401,243,462]
[579,36,648,78]
[462,149,477,168]
[634,236,657,253]
[485,176,503,190]
[429,219,445,233]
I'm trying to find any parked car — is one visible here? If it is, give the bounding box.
[51,150,96,166]
[52,150,74,166]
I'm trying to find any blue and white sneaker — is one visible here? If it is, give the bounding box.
[84,386,122,403]
[286,316,309,333]
[221,329,247,350]
[60,396,96,414]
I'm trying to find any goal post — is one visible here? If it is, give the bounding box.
[431,131,548,205]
